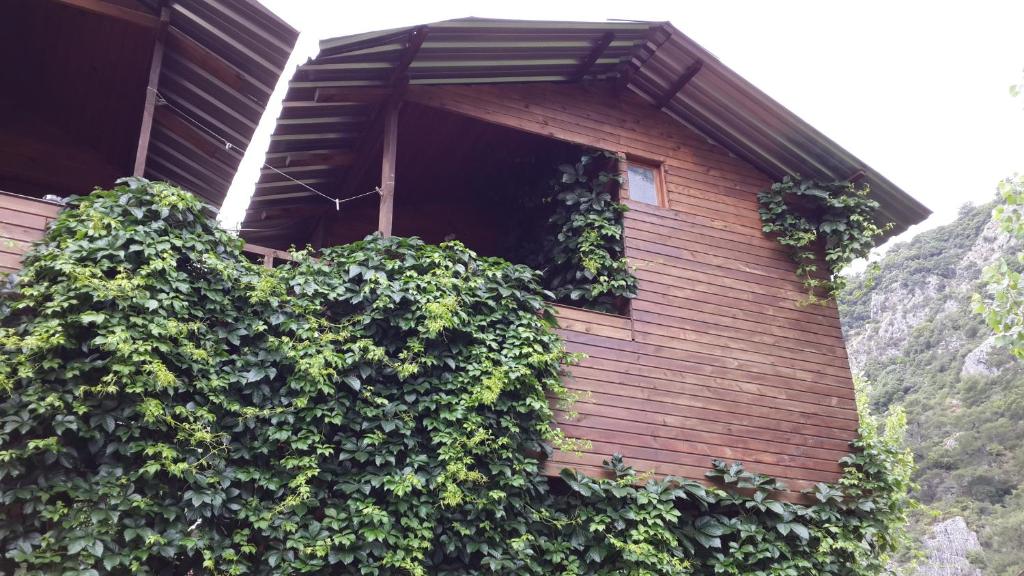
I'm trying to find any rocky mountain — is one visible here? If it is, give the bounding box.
[840,201,1024,576]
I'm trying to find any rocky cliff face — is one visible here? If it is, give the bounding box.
[918,517,983,576]
[840,201,1024,576]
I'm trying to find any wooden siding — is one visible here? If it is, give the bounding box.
[0,192,60,273]
[407,83,857,495]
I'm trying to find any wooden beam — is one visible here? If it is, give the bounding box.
[392,26,429,82]
[166,28,271,100]
[53,0,158,27]
[615,25,668,95]
[133,5,170,177]
[152,107,240,172]
[314,86,393,103]
[264,150,355,169]
[655,60,703,109]
[337,76,408,196]
[572,32,614,81]
[243,243,293,268]
[377,101,399,237]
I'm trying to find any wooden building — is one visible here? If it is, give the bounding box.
[243,18,931,496]
[0,0,297,272]
[1,12,931,497]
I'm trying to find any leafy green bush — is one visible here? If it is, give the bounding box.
[974,176,1024,359]
[529,151,638,314]
[759,177,890,303]
[1,181,912,574]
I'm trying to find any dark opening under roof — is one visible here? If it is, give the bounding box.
[0,0,298,206]
[251,17,930,237]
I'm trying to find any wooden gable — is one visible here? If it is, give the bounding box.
[395,81,854,495]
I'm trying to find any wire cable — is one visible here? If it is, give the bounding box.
[148,87,377,209]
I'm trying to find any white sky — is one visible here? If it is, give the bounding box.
[221,0,1024,251]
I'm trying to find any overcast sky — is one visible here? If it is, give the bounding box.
[222,0,1024,251]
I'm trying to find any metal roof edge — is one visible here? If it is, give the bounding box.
[651,23,931,234]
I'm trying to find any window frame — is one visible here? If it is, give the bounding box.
[622,157,667,207]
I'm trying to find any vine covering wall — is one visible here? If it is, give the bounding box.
[758,177,891,303]
[529,151,638,313]
[1,181,912,575]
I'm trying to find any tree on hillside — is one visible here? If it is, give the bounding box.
[973,81,1024,358]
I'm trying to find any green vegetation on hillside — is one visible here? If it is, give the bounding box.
[841,201,1024,575]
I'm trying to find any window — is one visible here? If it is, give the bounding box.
[625,161,664,206]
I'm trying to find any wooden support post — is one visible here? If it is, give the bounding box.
[377,101,399,236]
[133,5,171,177]
[615,152,630,200]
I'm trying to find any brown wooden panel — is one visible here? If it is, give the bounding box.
[554,404,850,460]
[566,365,858,431]
[554,304,631,340]
[0,251,24,270]
[0,207,49,230]
[403,82,857,495]
[0,193,62,218]
[563,332,854,396]
[0,193,59,273]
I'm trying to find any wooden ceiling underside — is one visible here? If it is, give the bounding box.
[246,18,930,240]
[0,0,297,204]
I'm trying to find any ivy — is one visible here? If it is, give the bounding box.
[1,181,912,574]
[973,175,1024,358]
[528,151,638,314]
[758,177,891,304]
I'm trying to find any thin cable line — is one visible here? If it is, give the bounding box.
[148,87,377,209]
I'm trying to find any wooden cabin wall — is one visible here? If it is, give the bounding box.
[0,192,60,274]
[406,83,857,495]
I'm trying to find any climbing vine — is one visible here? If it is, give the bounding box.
[1,181,912,574]
[758,176,891,304]
[973,175,1024,358]
[529,150,638,314]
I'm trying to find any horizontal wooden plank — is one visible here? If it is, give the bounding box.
[628,244,813,296]
[630,307,847,360]
[626,219,796,271]
[631,324,851,377]
[627,238,835,305]
[564,331,854,396]
[554,304,631,329]
[566,339,856,408]
[623,200,781,252]
[0,251,24,270]
[630,296,846,350]
[555,401,850,458]
[566,366,858,432]
[0,236,33,256]
[0,221,47,243]
[553,305,632,340]
[555,420,842,475]
[0,207,49,230]
[632,278,844,339]
[0,192,62,218]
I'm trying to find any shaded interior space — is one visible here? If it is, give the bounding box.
[246,103,590,265]
[0,0,152,198]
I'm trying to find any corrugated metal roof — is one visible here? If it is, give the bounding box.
[249,17,930,237]
[140,0,299,205]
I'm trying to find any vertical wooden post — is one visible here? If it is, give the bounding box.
[377,101,399,236]
[615,151,630,200]
[133,5,171,177]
